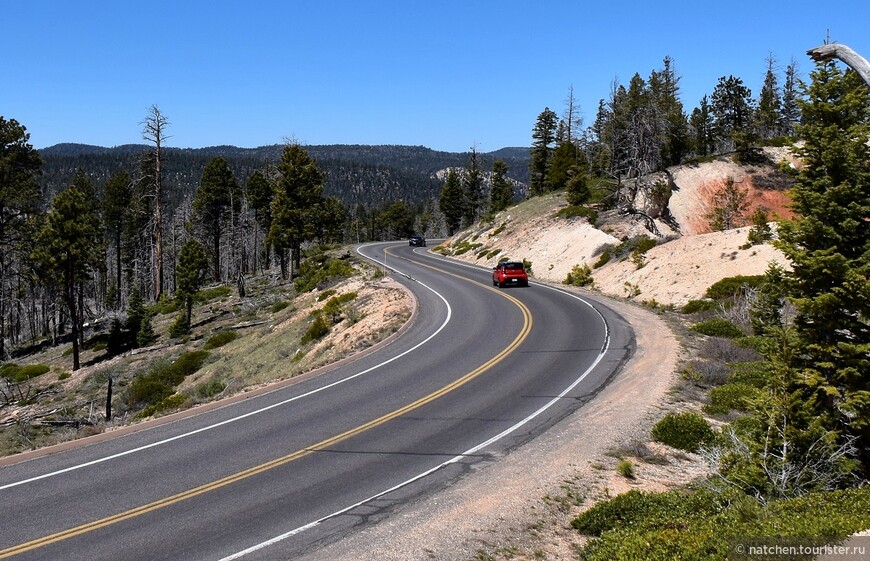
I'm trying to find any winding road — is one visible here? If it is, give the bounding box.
[0,243,633,561]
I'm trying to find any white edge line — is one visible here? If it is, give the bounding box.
[0,243,450,492]
[217,264,613,561]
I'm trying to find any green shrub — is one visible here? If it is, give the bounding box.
[556,205,598,223]
[301,313,330,344]
[169,313,190,338]
[170,350,210,381]
[704,275,764,300]
[322,292,358,323]
[651,412,715,452]
[203,330,238,350]
[294,255,356,292]
[704,383,760,415]
[681,299,718,314]
[616,460,635,479]
[690,318,744,338]
[270,300,290,313]
[137,394,190,418]
[576,488,870,561]
[316,289,338,302]
[592,248,613,269]
[193,285,232,304]
[0,363,51,383]
[565,263,594,287]
[728,361,770,388]
[194,378,227,399]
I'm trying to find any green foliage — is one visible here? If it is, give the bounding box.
[322,292,358,324]
[203,330,238,350]
[592,237,655,270]
[169,313,190,339]
[704,383,760,415]
[137,394,190,419]
[576,488,870,561]
[194,378,227,399]
[564,263,594,287]
[555,205,597,223]
[193,157,239,281]
[488,160,515,214]
[704,275,764,300]
[706,176,750,231]
[439,168,465,234]
[690,318,744,338]
[616,460,635,479]
[651,412,715,452]
[681,299,718,314]
[316,289,338,302]
[136,313,156,347]
[0,363,50,383]
[294,254,356,293]
[127,350,210,408]
[270,300,290,313]
[301,312,331,344]
[193,285,232,304]
[745,207,773,246]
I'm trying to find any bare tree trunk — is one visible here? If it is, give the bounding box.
[142,105,170,301]
[808,43,870,88]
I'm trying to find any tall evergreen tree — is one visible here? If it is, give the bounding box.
[780,59,801,137]
[33,179,103,370]
[710,75,754,151]
[689,95,716,156]
[776,61,870,470]
[0,117,43,358]
[463,147,483,225]
[529,107,558,196]
[267,144,326,278]
[193,157,238,282]
[141,105,169,300]
[438,168,464,235]
[488,160,514,214]
[174,238,209,333]
[756,54,783,140]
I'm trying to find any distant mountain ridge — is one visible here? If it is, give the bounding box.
[37,143,531,214]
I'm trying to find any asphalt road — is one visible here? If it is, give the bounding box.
[0,243,633,561]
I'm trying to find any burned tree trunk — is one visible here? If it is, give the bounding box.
[808,43,870,88]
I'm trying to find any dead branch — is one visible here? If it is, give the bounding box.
[807,43,870,88]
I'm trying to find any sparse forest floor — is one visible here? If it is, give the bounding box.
[0,255,411,458]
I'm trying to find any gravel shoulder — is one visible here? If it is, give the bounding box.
[299,287,683,561]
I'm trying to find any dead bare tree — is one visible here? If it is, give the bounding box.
[808,43,870,87]
[141,105,170,301]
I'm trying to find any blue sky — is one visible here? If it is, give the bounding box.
[4,1,868,153]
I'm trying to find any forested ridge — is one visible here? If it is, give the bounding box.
[38,142,531,210]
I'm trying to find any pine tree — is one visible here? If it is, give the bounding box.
[175,238,209,333]
[488,160,514,214]
[0,117,43,358]
[706,176,750,231]
[776,60,870,470]
[756,54,782,140]
[33,180,103,370]
[463,147,483,225]
[529,108,558,196]
[438,168,464,235]
[267,144,326,278]
[194,157,238,281]
[780,59,801,137]
[690,95,716,157]
[246,169,273,271]
[710,75,754,152]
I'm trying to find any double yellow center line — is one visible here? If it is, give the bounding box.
[1,256,531,559]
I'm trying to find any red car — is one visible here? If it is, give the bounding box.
[492,261,529,287]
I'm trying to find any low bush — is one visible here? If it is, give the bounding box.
[295,255,356,293]
[194,378,227,399]
[565,263,594,287]
[126,350,210,409]
[690,318,744,338]
[651,412,715,452]
[203,330,238,350]
[704,383,760,415]
[616,460,635,479]
[576,488,870,561]
[301,313,330,344]
[193,285,232,304]
[556,205,598,223]
[0,363,51,383]
[137,394,190,418]
[704,275,764,301]
[681,299,718,314]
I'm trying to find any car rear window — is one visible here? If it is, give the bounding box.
[504,262,523,270]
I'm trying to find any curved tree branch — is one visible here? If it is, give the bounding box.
[807,43,870,88]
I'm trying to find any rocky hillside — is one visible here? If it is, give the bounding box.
[439,151,797,307]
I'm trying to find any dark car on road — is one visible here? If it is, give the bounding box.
[409,236,427,247]
[492,261,529,287]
